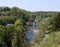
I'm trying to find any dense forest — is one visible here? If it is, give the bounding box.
[0,6,34,47]
[0,6,60,47]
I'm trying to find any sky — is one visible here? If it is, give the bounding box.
[0,0,60,12]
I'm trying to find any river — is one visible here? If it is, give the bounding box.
[26,19,38,43]
[26,19,49,44]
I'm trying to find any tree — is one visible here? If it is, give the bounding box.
[0,18,7,25]
[14,19,27,47]
[51,13,60,31]
[11,7,20,16]
[15,19,26,28]
[0,25,6,47]
[3,7,10,11]
[3,26,15,47]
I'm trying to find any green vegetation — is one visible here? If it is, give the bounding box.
[38,21,45,41]
[31,12,60,47]
[42,32,60,47]
[0,20,27,47]
[0,6,31,47]
[0,6,60,47]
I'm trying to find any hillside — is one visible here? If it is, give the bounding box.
[32,11,59,18]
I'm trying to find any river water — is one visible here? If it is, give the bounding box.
[26,21,49,44]
[26,20,38,43]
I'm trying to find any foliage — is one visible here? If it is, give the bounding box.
[11,7,33,22]
[36,16,42,22]
[33,11,58,18]
[51,13,60,31]
[0,6,33,22]
[39,32,60,47]
[0,22,27,47]
[44,17,53,32]
[0,7,10,12]
[15,19,26,28]
[37,21,45,41]
[0,6,60,47]
[0,16,17,25]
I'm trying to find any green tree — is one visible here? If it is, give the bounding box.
[15,19,26,28]
[51,13,60,31]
